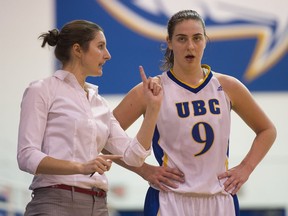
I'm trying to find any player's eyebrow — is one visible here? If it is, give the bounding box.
[175,33,203,37]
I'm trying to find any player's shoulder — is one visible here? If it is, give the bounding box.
[213,71,243,92]
[212,71,251,108]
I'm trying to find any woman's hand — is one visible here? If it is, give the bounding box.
[140,164,185,192]
[218,163,252,195]
[139,66,162,110]
[82,154,123,177]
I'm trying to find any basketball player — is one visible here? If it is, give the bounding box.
[112,10,276,215]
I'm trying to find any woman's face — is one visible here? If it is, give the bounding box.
[81,31,111,77]
[167,19,206,70]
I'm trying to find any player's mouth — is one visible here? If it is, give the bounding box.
[185,54,195,61]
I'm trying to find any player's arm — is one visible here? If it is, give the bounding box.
[217,74,277,194]
[110,77,184,191]
[113,82,146,130]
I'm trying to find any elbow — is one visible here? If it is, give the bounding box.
[260,123,277,147]
[17,148,42,175]
[271,124,277,144]
[123,153,146,167]
[121,137,151,167]
[17,152,27,172]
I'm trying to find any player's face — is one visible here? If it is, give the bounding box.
[168,19,206,70]
[81,31,111,77]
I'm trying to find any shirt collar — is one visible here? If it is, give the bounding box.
[53,70,99,95]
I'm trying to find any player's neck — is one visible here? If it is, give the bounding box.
[171,66,205,86]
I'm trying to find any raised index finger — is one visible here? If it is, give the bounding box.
[139,65,147,83]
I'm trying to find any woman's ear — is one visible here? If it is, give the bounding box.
[166,36,172,50]
[72,43,82,58]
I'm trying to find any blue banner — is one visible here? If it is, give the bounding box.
[56,0,288,94]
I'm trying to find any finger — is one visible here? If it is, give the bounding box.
[223,177,233,188]
[226,183,238,195]
[90,161,112,177]
[158,184,172,192]
[148,77,155,90]
[218,172,229,179]
[95,160,108,170]
[101,154,123,161]
[98,159,112,171]
[90,165,106,177]
[150,181,172,192]
[167,174,185,183]
[231,186,238,195]
[224,177,237,192]
[105,160,113,171]
[164,167,185,179]
[161,179,179,188]
[149,81,160,95]
[139,65,147,83]
[154,85,162,96]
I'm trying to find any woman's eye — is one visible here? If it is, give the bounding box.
[194,36,202,41]
[178,37,186,42]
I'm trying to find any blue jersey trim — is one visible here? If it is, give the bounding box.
[144,187,160,216]
[232,194,240,216]
[152,126,164,165]
[167,70,213,93]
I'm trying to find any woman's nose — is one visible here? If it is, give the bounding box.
[105,49,111,60]
[187,40,195,50]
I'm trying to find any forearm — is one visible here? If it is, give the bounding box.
[116,158,146,177]
[103,147,148,179]
[240,126,276,173]
[136,105,160,150]
[36,156,82,175]
[102,148,147,177]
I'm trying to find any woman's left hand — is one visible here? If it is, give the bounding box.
[218,163,252,195]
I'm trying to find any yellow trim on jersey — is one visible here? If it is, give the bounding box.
[170,64,211,88]
[163,152,169,167]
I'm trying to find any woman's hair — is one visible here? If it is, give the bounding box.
[38,20,103,65]
[160,10,207,71]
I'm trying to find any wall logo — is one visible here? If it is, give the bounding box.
[97,0,288,82]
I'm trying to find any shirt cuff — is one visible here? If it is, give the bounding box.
[123,137,151,167]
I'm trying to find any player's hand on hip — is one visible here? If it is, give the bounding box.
[142,164,185,192]
[218,163,251,195]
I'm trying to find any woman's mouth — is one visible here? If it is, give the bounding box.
[185,54,195,61]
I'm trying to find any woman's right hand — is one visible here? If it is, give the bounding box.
[83,154,123,176]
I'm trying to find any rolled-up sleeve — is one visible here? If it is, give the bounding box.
[123,136,151,166]
[104,114,151,167]
[17,81,49,174]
